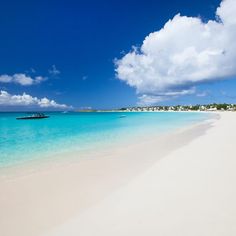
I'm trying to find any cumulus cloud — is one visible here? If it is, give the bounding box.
[0,73,47,86]
[115,0,236,104]
[49,65,60,76]
[0,90,71,109]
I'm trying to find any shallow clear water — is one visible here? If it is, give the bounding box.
[0,112,210,167]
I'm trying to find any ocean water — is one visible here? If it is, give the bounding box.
[0,112,210,167]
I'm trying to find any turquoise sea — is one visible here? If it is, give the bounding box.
[0,112,210,167]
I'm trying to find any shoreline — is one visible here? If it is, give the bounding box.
[0,113,224,236]
[0,111,211,170]
[44,112,236,236]
[0,112,217,178]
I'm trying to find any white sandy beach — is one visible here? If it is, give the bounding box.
[1,112,236,236]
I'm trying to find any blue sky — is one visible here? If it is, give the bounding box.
[1,0,236,110]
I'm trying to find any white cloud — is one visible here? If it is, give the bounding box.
[0,73,47,86]
[13,74,35,85]
[196,91,209,97]
[49,65,60,76]
[35,76,47,84]
[138,95,167,106]
[0,75,12,83]
[0,90,71,109]
[138,88,195,105]
[115,0,236,104]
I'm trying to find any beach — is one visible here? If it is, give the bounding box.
[1,112,236,236]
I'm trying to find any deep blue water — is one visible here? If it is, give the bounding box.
[0,112,209,167]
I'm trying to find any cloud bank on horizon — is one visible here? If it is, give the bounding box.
[115,0,236,105]
[0,90,71,109]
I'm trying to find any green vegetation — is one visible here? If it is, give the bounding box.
[118,103,236,112]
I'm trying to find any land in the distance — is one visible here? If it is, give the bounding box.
[77,103,236,112]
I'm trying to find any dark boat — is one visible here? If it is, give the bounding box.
[16,113,49,120]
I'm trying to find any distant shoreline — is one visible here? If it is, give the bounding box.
[94,110,231,112]
[77,103,236,112]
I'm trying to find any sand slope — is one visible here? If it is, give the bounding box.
[44,113,236,236]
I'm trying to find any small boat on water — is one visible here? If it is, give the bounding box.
[119,115,126,118]
[16,113,49,120]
